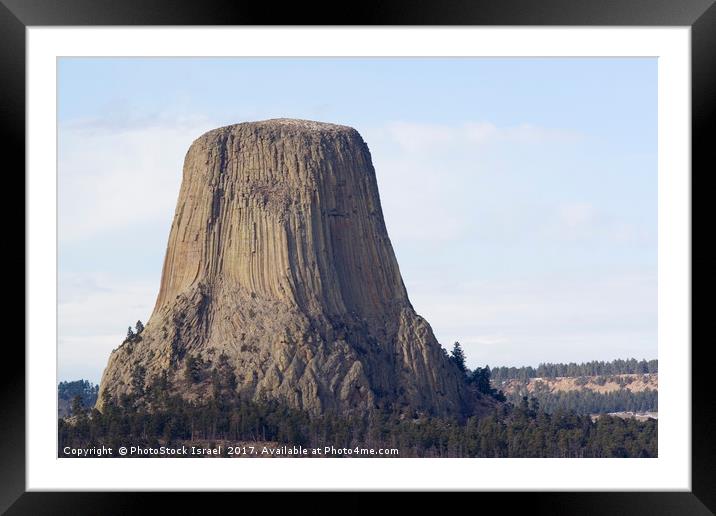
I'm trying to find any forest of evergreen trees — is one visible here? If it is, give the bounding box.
[58,349,657,458]
[58,351,657,458]
[58,390,657,458]
[503,388,657,415]
[58,379,99,406]
[58,380,99,418]
[490,358,658,382]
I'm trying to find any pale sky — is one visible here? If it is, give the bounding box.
[58,58,657,383]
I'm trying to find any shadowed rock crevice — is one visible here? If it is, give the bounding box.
[97,118,488,418]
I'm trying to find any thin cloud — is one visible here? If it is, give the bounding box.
[59,118,219,243]
[366,120,586,245]
[59,272,157,382]
[383,120,583,153]
[407,272,657,369]
[531,202,655,245]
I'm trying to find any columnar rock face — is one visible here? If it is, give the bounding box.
[97,119,479,418]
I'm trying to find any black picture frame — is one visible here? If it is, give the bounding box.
[4,0,714,513]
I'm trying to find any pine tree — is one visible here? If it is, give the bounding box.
[450,342,467,375]
[470,366,492,394]
[131,365,146,395]
[185,354,202,384]
[135,320,145,334]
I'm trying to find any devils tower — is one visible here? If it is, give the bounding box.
[97,119,478,418]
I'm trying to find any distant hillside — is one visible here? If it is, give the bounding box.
[58,380,98,418]
[490,358,657,382]
[499,373,657,395]
[488,359,658,416]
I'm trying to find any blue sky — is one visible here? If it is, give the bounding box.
[58,58,657,383]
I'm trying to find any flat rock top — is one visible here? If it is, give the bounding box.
[199,118,358,141]
[252,118,355,132]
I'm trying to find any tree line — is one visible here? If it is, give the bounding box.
[57,342,657,457]
[503,388,657,415]
[58,379,99,405]
[490,358,658,382]
[59,387,657,458]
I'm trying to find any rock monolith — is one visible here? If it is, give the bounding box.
[97,119,482,418]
